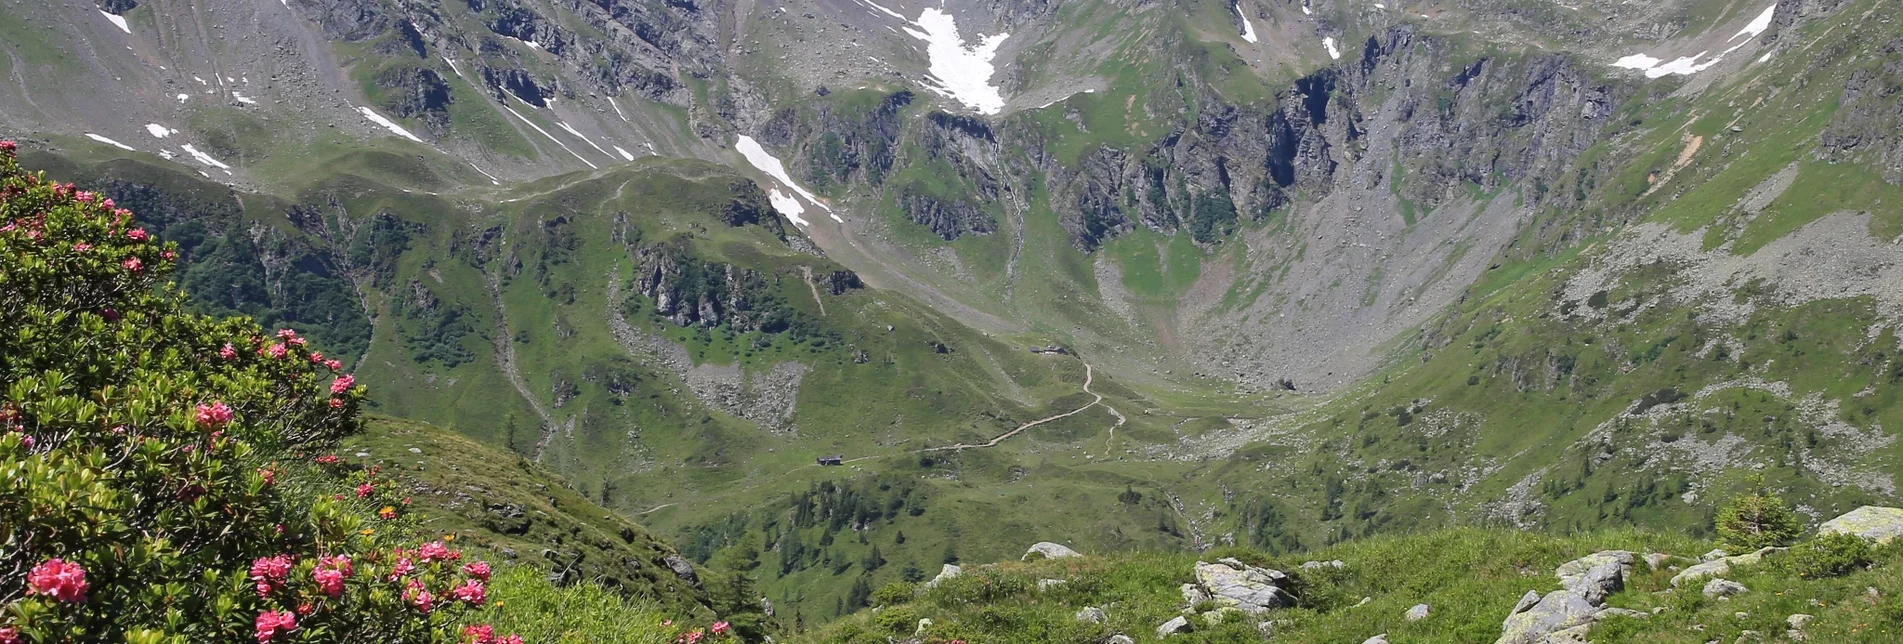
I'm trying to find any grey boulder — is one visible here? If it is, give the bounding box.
[1405,603,1431,621]
[1703,578,1748,598]
[1024,542,1082,560]
[1156,615,1192,637]
[1193,560,1295,614]
[1818,506,1903,544]
[1497,590,1599,644]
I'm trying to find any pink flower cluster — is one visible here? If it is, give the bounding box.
[251,554,293,597]
[254,610,297,643]
[460,624,525,644]
[26,558,88,603]
[195,401,234,429]
[331,374,356,395]
[313,555,352,598]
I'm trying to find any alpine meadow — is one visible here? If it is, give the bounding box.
[5,0,1903,642]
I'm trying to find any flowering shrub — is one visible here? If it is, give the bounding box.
[0,143,517,642]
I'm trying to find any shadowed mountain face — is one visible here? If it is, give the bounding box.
[7,0,1902,623]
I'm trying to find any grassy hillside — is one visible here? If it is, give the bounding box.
[808,525,1903,643]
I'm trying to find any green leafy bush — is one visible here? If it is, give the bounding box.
[0,143,511,643]
[1784,533,1875,579]
[1715,477,1800,551]
[870,581,916,607]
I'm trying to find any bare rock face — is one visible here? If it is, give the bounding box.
[1672,547,1784,588]
[1817,506,1903,544]
[922,564,961,589]
[1155,615,1192,637]
[1190,559,1295,614]
[1703,578,1748,598]
[1023,542,1082,560]
[1497,590,1598,644]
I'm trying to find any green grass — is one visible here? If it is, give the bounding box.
[808,527,1903,643]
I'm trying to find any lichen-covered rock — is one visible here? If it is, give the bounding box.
[1181,583,1211,606]
[1555,551,1633,582]
[923,563,961,589]
[1405,603,1431,621]
[1672,547,1783,587]
[1037,578,1066,591]
[1818,506,1903,544]
[1568,561,1626,606]
[1193,560,1295,614]
[1496,590,1598,644]
[1156,615,1193,637]
[1075,607,1105,623]
[1362,635,1390,644]
[1024,542,1082,560]
[1703,578,1748,598]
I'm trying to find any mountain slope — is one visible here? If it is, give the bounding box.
[6,0,1902,630]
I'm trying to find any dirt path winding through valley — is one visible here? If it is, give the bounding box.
[638,357,1107,513]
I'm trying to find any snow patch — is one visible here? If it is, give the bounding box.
[1302,4,1312,16]
[233,92,258,105]
[145,124,176,138]
[1323,37,1340,60]
[613,145,635,161]
[356,107,425,143]
[180,144,231,171]
[858,0,905,20]
[1234,2,1258,43]
[85,134,135,151]
[1034,88,1096,110]
[767,189,810,227]
[469,163,500,185]
[176,93,189,103]
[442,57,463,78]
[1732,5,1777,41]
[737,135,837,222]
[1612,4,1776,79]
[860,5,1010,114]
[101,11,130,34]
[1612,53,1662,71]
[557,122,611,156]
[502,105,598,169]
[607,96,628,121]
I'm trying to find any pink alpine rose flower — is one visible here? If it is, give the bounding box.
[417,541,453,562]
[390,557,416,580]
[710,621,731,636]
[329,398,344,409]
[356,483,374,498]
[462,561,491,581]
[195,401,234,429]
[313,568,345,598]
[26,558,88,603]
[266,343,289,360]
[220,343,239,360]
[499,636,524,644]
[254,610,297,643]
[324,359,342,371]
[330,375,355,394]
[450,578,486,605]
[122,257,142,272]
[0,625,19,644]
[126,228,147,241]
[73,242,91,252]
[461,624,496,644]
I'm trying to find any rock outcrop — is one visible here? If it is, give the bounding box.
[1496,550,1645,644]
[1703,578,1748,598]
[1671,547,1783,587]
[922,564,961,589]
[1024,542,1082,560]
[1817,506,1903,544]
[1190,558,1295,614]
